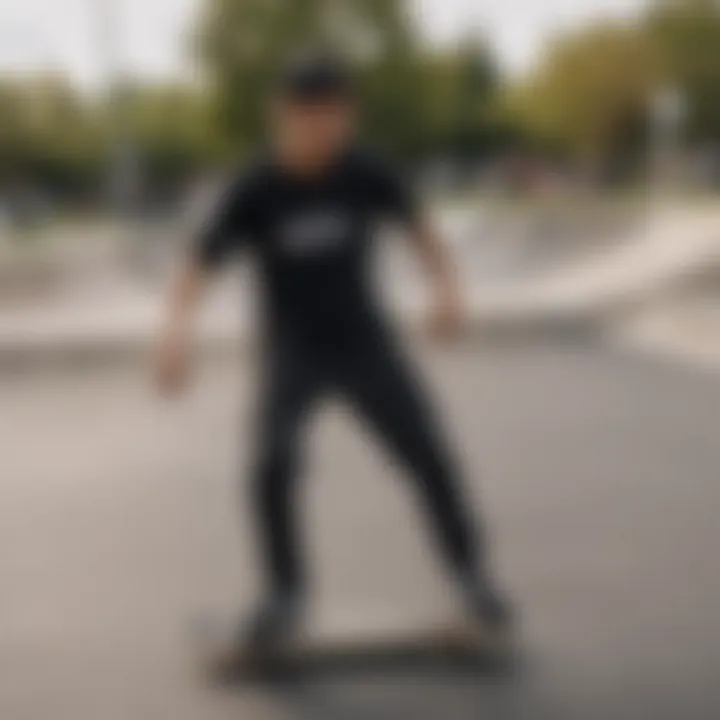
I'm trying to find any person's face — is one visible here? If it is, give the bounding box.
[274,98,355,167]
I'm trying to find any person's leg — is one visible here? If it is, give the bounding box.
[338,337,509,627]
[246,347,323,646]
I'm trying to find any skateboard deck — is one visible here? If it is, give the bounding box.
[194,613,515,683]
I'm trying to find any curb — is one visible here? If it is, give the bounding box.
[0,309,610,374]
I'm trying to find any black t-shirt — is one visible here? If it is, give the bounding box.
[193,148,419,346]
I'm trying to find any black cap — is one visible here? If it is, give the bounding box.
[277,50,355,104]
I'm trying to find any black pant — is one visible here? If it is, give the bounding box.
[251,331,484,596]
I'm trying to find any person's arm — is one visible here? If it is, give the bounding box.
[373,160,466,342]
[407,216,465,342]
[153,259,209,396]
[153,172,252,396]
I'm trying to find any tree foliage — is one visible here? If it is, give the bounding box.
[7,0,720,201]
[126,84,216,189]
[420,41,500,162]
[507,0,720,163]
[0,75,104,197]
[507,23,660,163]
[197,0,428,158]
[646,0,720,141]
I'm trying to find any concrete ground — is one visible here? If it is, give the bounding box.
[1,341,719,720]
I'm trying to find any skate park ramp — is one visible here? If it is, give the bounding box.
[1,202,720,365]
[440,202,720,331]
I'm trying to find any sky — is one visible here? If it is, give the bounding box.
[0,0,647,88]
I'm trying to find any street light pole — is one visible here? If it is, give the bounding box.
[649,85,686,194]
[91,0,136,219]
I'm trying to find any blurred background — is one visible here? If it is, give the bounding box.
[2,0,720,356]
[2,1,720,719]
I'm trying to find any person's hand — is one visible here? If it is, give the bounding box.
[153,331,193,397]
[426,288,466,344]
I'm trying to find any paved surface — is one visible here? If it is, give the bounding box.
[620,289,720,371]
[2,342,720,720]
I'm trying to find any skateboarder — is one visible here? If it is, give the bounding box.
[154,51,511,654]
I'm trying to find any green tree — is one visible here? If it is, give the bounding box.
[126,83,215,190]
[0,75,104,198]
[419,41,502,165]
[507,22,660,164]
[196,0,426,159]
[645,0,720,141]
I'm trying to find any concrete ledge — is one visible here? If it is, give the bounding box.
[0,306,614,374]
[2,207,719,372]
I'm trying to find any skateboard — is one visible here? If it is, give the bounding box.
[194,614,515,683]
